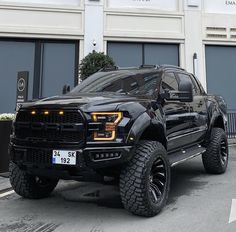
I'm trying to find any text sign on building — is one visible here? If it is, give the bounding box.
[108,0,178,11]
[205,0,236,14]
[0,0,81,6]
[16,71,29,110]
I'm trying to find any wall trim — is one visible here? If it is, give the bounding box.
[0,32,84,40]
[104,37,185,44]
[0,2,84,12]
[203,40,236,45]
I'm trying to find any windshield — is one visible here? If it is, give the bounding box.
[70,70,161,96]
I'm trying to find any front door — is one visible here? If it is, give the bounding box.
[176,73,208,144]
[161,72,192,152]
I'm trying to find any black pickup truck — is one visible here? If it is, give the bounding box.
[9,65,228,217]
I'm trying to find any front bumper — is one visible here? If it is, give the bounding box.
[9,143,133,180]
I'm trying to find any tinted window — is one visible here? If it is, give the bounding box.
[162,72,178,91]
[190,75,202,94]
[70,71,161,96]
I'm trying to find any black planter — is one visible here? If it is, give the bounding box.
[0,120,12,173]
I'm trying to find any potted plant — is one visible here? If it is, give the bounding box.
[0,113,15,174]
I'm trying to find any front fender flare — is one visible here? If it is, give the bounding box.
[126,112,166,147]
[126,112,151,144]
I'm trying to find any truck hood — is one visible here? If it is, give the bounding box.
[21,92,150,113]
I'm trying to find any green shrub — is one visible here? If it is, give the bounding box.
[79,51,115,81]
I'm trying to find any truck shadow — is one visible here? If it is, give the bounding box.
[57,158,209,210]
[168,159,209,205]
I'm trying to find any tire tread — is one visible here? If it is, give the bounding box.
[120,141,170,217]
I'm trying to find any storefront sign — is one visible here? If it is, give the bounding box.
[108,0,178,11]
[205,0,236,14]
[16,71,28,110]
[0,0,81,6]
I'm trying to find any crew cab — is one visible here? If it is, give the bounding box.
[9,65,228,217]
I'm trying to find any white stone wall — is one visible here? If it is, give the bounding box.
[0,0,84,39]
[0,0,81,6]
[0,0,236,89]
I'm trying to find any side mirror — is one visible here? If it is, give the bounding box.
[62,84,70,95]
[162,80,193,102]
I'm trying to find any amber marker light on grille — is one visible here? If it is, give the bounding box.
[59,111,64,116]
[91,112,123,141]
[44,111,49,115]
[31,111,36,115]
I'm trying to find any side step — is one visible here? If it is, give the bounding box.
[168,145,206,167]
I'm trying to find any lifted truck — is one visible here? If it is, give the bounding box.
[9,65,228,217]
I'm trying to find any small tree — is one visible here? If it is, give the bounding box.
[79,51,115,81]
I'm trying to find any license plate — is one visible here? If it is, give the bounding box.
[52,150,77,165]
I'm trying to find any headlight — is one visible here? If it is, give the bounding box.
[91,112,123,141]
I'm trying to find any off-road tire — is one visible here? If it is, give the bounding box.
[202,128,229,174]
[9,161,59,199]
[120,141,171,217]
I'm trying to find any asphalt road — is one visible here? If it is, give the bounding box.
[0,146,236,232]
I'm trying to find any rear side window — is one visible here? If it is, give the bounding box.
[191,75,205,94]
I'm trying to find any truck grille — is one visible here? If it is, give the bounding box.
[16,110,82,124]
[15,109,85,144]
[26,149,52,165]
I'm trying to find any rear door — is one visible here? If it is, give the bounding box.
[161,72,192,151]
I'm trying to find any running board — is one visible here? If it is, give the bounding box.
[168,145,206,167]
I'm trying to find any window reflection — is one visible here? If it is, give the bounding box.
[71,71,161,96]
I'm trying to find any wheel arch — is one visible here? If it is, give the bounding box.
[211,114,225,130]
[204,113,226,146]
[127,112,167,149]
[139,124,167,150]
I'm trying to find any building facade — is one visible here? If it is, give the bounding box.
[0,0,236,113]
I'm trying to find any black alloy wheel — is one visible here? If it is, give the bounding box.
[149,157,167,204]
[220,139,228,166]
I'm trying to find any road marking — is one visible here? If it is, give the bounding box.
[229,199,236,223]
[0,190,15,199]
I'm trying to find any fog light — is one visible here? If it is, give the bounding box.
[92,151,121,161]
